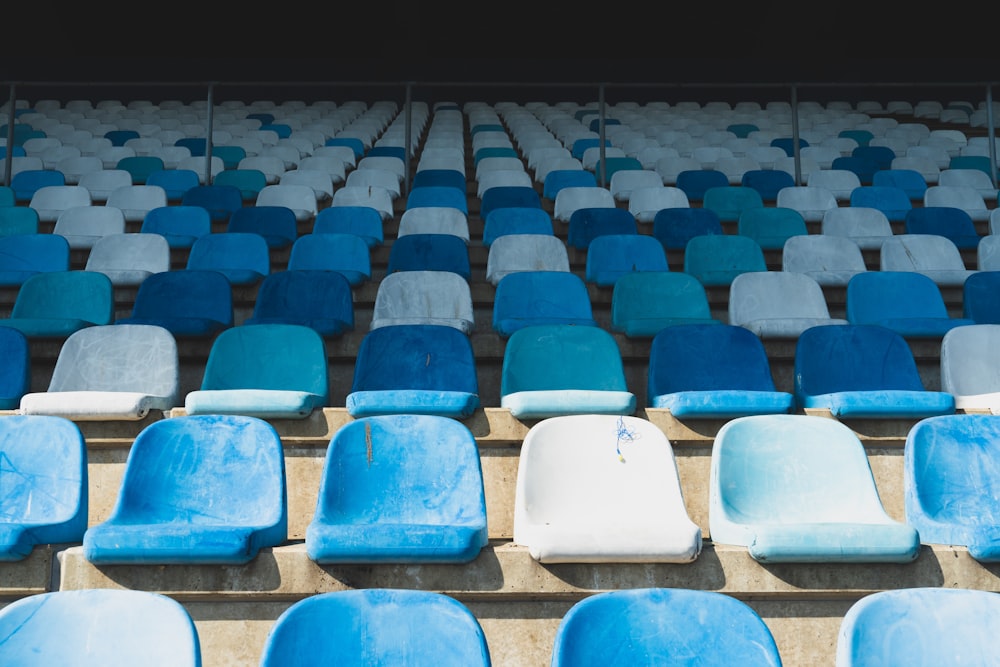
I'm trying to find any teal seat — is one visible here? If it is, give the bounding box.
[306,415,488,563]
[702,184,765,223]
[226,205,298,249]
[709,414,921,563]
[500,323,636,419]
[736,205,808,250]
[611,270,721,337]
[0,270,113,338]
[213,168,267,202]
[552,588,781,667]
[0,327,30,410]
[211,144,248,170]
[185,323,328,419]
[259,589,490,666]
[83,414,287,564]
[116,155,165,185]
[0,185,15,207]
[0,233,70,286]
[566,206,636,250]
[684,233,767,286]
[0,589,202,665]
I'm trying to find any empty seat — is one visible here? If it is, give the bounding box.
[846,270,974,337]
[500,323,636,419]
[214,168,268,202]
[105,184,169,223]
[254,183,317,224]
[406,184,469,216]
[651,206,724,250]
[0,205,40,237]
[627,185,690,224]
[542,168,596,200]
[939,324,1000,413]
[52,205,126,250]
[116,269,233,337]
[12,169,66,202]
[794,323,956,418]
[346,324,479,418]
[485,233,570,286]
[775,185,838,223]
[683,233,768,286]
[675,168,729,202]
[286,231,371,285]
[729,271,848,338]
[0,588,201,666]
[386,233,471,280]
[180,184,243,223]
[482,206,554,246]
[584,233,670,287]
[781,234,868,286]
[872,167,929,201]
[0,232,70,286]
[398,206,470,244]
[963,270,1000,324]
[493,270,597,337]
[807,168,862,201]
[701,184,764,223]
[226,204,299,249]
[904,206,981,250]
[19,324,179,420]
[82,413,287,564]
[184,323,329,419]
[116,155,165,185]
[741,168,796,201]
[306,414,488,564]
[566,206,636,250]
[312,204,384,248]
[185,231,270,285]
[370,270,475,334]
[139,204,211,249]
[513,414,701,563]
[552,185,615,223]
[330,184,395,221]
[478,185,542,222]
[709,413,921,562]
[820,206,895,250]
[258,589,490,667]
[736,205,809,250]
[551,588,781,667]
[848,184,913,223]
[924,184,990,223]
[243,269,354,337]
[611,270,720,337]
[879,233,975,287]
[84,232,170,286]
[647,323,794,417]
[0,270,113,338]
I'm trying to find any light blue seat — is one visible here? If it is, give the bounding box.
[500,323,636,419]
[0,270,113,338]
[846,270,975,337]
[651,207,724,250]
[306,414,488,563]
[729,271,848,338]
[0,589,202,666]
[566,206,637,250]
[736,205,808,250]
[226,205,298,249]
[0,414,86,560]
[312,204,384,248]
[116,269,233,337]
[794,324,955,418]
[905,414,1000,561]
[287,232,371,285]
[585,233,669,287]
[346,324,479,418]
[84,232,171,287]
[611,270,721,337]
[781,234,868,287]
[386,232,471,280]
[648,323,794,417]
[406,184,469,216]
[83,413,287,564]
[186,231,270,286]
[709,413,921,563]
[836,588,1000,667]
[702,184,765,223]
[513,415,701,563]
[371,270,475,334]
[19,324,179,420]
[140,205,212,249]
[243,270,354,337]
[683,233,767,286]
[0,232,70,286]
[481,206,554,246]
[184,323,328,419]
[493,270,597,337]
[940,324,1000,413]
[552,588,781,667]
[258,589,490,667]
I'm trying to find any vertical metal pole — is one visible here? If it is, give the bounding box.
[205,83,216,185]
[986,83,997,190]
[789,83,801,186]
[3,83,16,187]
[597,83,606,187]
[403,82,412,198]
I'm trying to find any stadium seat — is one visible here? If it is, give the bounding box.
[84,232,170,286]
[12,169,66,202]
[781,234,868,286]
[879,233,975,287]
[116,155,165,185]
[330,184,394,221]
[485,233,570,286]
[741,168,795,202]
[807,168,862,201]
[481,207,554,246]
[939,324,1000,413]
[226,205,299,249]
[0,270,113,338]
[709,413,921,562]
[627,185,690,224]
[243,269,354,337]
[848,185,913,223]
[675,168,729,202]
[405,184,468,216]
[608,168,662,203]
[213,168,267,202]
[312,205,384,247]
[701,184,764,223]
[145,168,199,201]
[116,269,233,337]
[846,270,974,337]
[286,232,371,285]
[736,205,808,250]
[872,167,929,201]
[774,185,838,223]
[611,270,720,337]
[513,414,701,562]
[478,185,542,222]
[184,323,329,419]
[105,184,169,224]
[492,270,597,337]
[83,413,287,564]
[254,183,317,224]
[398,206,470,243]
[542,168,596,201]
[139,204,211,249]
[185,231,270,285]
[729,271,848,338]
[904,206,981,250]
[820,206,895,251]
[0,205,39,237]
[306,414,488,563]
[650,206,724,251]
[371,270,475,334]
[683,233,767,286]
[566,206,636,250]
[0,232,70,286]
[939,167,998,201]
[29,184,92,224]
[963,270,1000,324]
[552,185,615,223]
[386,232,471,280]
[584,233,669,287]
[180,184,245,224]
[924,184,990,223]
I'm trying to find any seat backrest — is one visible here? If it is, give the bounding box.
[675,168,729,201]
[186,232,270,284]
[405,184,469,215]
[245,269,354,337]
[106,184,169,222]
[485,233,570,285]
[84,232,171,285]
[741,168,796,201]
[386,233,471,279]
[566,206,637,249]
[729,271,839,336]
[492,270,596,336]
[879,233,968,272]
[541,167,593,198]
[140,204,212,249]
[551,588,781,667]
[939,324,1000,406]
[0,232,70,284]
[552,185,615,223]
[611,270,717,336]
[782,234,868,287]
[872,168,929,200]
[258,589,490,666]
[11,270,114,325]
[683,233,767,286]
[0,588,201,666]
[312,205,384,247]
[180,184,243,223]
[226,205,299,249]
[121,269,233,334]
[29,185,92,223]
[213,168,268,201]
[651,206,724,250]
[774,185,838,222]
[701,185,764,222]
[0,205,40,237]
[254,183,318,221]
[306,415,488,563]
[736,206,808,250]
[904,206,980,248]
[116,155,166,184]
[287,232,371,284]
[963,270,1000,323]
[330,184,394,220]
[481,207,554,247]
[371,270,475,334]
[584,233,669,286]
[478,185,542,222]
[820,206,895,250]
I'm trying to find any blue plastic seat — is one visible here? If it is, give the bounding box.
[853,144,896,171]
[741,168,795,201]
[794,323,955,418]
[243,269,354,337]
[585,233,669,287]
[647,323,794,417]
[0,327,30,410]
[849,184,913,222]
[500,323,636,419]
[180,184,244,223]
[83,413,287,564]
[709,413,921,563]
[312,204,384,248]
[366,145,406,160]
[0,588,202,666]
[963,270,1000,324]
[566,206,636,250]
[0,270,113,338]
[611,270,721,337]
[287,232,371,285]
[493,270,597,337]
[212,145,248,170]
[258,589,490,666]
[542,169,597,201]
[839,128,874,147]
[736,205,809,250]
[846,270,974,337]
[771,136,809,156]
[833,155,879,186]
[702,184,765,223]
[872,167,928,201]
[675,168,729,202]
[325,136,365,159]
[386,232,470,280]
[116,269,233,337]
[905,414,1000,561]
[411,168,465,191]
[140,204,212,249]
[174,136,207,156]
[405,184,468,215]
[836,588,1000,667]
[481,206,554,246]
[145,168,200,200]
[213,168,267,202]
[186,231,270,285]
[651,206,724,250]
[306,414,488,563]
[479,185,542,222]
[683,233,767,286]
[184,323,328,419]
[552,588,781,667]
[0,205,39,237]
[0,233,70,286]
[226,205,298,249]
[570,137,612,160]
[116,155,165,185]
[11,168,65,201]
[346,324,479,418]
[904,205,981,249]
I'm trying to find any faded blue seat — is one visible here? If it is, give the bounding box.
[0,270,113,338]
[0,588,202,666]
[371,270,475,334]
[258,589,490,667]
[611,270,720,337]
[794,324,955,418]
[0,327,30,409]
[872,167,928,201]
[83,414,287,564]
[905,414,1000,561]
[647,323,794,417]
[479,185,542,222]
[481,206,554,246]
[186,231,270,285]
[312,204,384,248]
[140,205,211,250]
[566,206,637,250]
[287,232,371,285]
[684,233,767,286]
[709,413,921,563]
[853,144,896,171]
[585,233,669,287]
[244,269,354,337]
[542,169,597,201]
[500,323,636,419]
[405,185,468,216]
[651,206,724,250]
[185,323,328,419]
[836,588,1000,667]
[846,270,974,337]
[213,168,267,202]
[736,205,808,250]
[306,414,488,563]
[492,270,597,337]
[346,324,479,418]
[386,232,470,280]
[963,270,1000,324]
[180,184,243,223]
[771,136,809,156]
[226,205,298,249]
[904,205,981,249]
[0,414,86,560]
[0,233,70,286]
[849,184,913,222]
[552,588,781,667]
[116,269,233,337]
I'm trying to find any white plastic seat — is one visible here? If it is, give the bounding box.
[627,185,689,223]
[29,185,92,224]
[485,233,570,286]
[924,184,991,222]
[940,324,1000,413]
[397,206,470,243]
[255,183,318,223]
[608,168,663,203]
[53,205,126,250]
[806,168,862,202]
[330,184,394,221]
[782,234,868,286]
[552,186,615,223]
[105,184,169,223]
[370,270,475,334]
[879,233,976,286]
[775,185,839,223]
[729,271,848,338]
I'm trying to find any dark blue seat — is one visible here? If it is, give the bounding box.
[846,270,974,338]
[312,205,384,248]
[585,233,669,287]
[186,232,270,285]
[741,168,795,201]
[244,269,354,337]
[226,205,298,249]
[11,169,65,202]
[481,206,554,246]
[904,206,981,249]
[651,207,724,250]
[412,168,466,191]
[180,184,244,223]
[386,232,470,280]
[116,269,233,337]
[542,169,597,201]
[675,169,729,202]
[287,232,371,285]
[872,168,928,201]
[770,136,809,157]
[0,233,70,286]
[406,185,469,215]
[848,184,913,222]
[145,168,200,200]
[325,137,365,160]
[833,155,879,186]
[479,185,542,222]
[566,206,637,249]
[140,204,212,249]
[964,270,1000,324]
